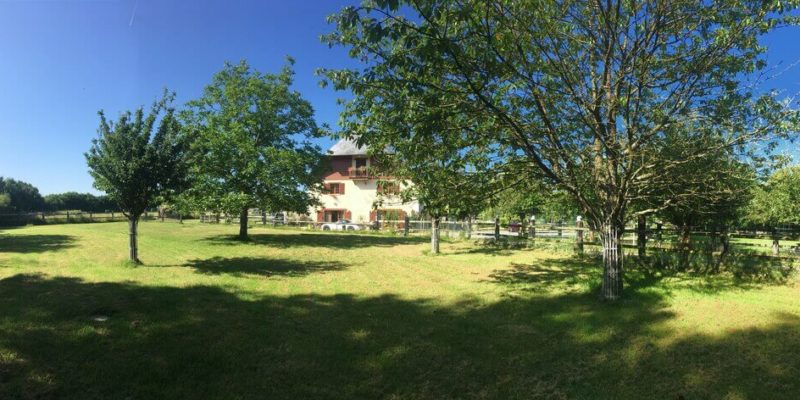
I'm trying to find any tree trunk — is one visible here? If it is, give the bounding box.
[714,229,730,273]
[494,217,500,241]
[239,207,249,240]
[772,233,780,256]
[431,217,440,254]
[128,217,140,264]
[636,215,646,258]
[679,224,691,270]
[600,222,623,300]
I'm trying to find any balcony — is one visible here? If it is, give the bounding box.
[347,166,373,180]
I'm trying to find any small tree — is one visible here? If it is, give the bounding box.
[367,134,497,254]
[183,59,324,240]
[86,94,187,263]
[747,166,800,255]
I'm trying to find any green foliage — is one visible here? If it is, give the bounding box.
[747,165,800,226]
[0,177,45,212]
[44,192,116,212]
[182,59,325,218]
[0,193,10,212]
[85,92,188,220]
[485,184,580,224]
[650,132,757,230]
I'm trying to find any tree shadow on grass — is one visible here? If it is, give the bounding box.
[182,256,349,278]
[202,232,428,249]
[488,254,795,297]
[1,274,799,399]
[0,234,76,253]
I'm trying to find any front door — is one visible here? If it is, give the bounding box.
[325,210,342,223]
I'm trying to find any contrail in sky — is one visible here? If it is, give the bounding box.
[129,0,139,28]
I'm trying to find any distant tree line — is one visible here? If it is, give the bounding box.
[43,192,117,212]
[0,177,117,213]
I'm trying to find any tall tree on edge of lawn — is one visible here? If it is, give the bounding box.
[86,92,188,263]
[182,59,324,240]
[321,0,800,300]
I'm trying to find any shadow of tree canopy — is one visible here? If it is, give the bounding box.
[202,232,429,249]
[1,273,798,399]
[0,234,76,254]
[488,255,795,298]
[182,256,348,278]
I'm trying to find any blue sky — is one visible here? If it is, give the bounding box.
[0,1,798,195]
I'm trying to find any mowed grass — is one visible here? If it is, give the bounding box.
[0,222,799,400]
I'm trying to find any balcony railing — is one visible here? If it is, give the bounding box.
[347,166,372,179]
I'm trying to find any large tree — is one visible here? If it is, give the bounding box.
[183,59,324,240]
[86,94,188,263]
[322,0,799,299]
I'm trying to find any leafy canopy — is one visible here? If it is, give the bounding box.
[85,92,188,219]
[321,0,800,230]
[182,59,325,216]
[747,165,800,227]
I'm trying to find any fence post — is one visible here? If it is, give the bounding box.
[262,210,267,225]
[576,216,584,253]
[494,217,500,241]
[404,215,410,236]
[41,212,46,222]
[89,212,93,221]
[530,216,536,238]
[655,222,663,242]
[637,214,647,258]
[66,211,70,222]
[466,217,472,239]
[111,211,114,220]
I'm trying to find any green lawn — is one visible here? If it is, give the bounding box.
[1,222,799,399]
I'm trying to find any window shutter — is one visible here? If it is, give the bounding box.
[369,210,377,222]
[339,183,345,194]
[345,210,352,220]
[317,211,324,222]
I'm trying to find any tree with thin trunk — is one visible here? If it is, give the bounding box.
[182,59,324,240]
[361,122,498,254]
[86,93,188,263]
[322,0,799,299]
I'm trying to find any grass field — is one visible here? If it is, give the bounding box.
[1,222,799,399]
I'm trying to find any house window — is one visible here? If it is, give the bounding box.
[354,158,368,169]
[322,182,344,195]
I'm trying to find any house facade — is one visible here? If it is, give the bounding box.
[312,138,421,224]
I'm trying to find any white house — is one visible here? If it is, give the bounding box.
[311,138,420,223]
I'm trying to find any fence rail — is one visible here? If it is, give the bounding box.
[0,210,163,226]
